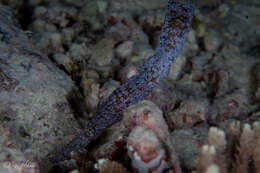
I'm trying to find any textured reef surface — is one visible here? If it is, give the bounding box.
[0,0,259,172]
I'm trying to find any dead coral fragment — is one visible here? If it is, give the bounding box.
[95,159,130,173]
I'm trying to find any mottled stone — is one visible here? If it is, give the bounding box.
[99,80,120,103]
[89,38,115,66]
[168,100,209,129]
[169,54,186,81]
[0,5,80,172]
[108,0,168,13]
[128,48,155,64]
[251,63,260,103]
[52,53,74,73]
[217,4,230,18]
[81,78,100,113]
[106,22,132,42]
[115,40,134,59]
[203,29,222,52]
[130,27,150,45]
[97,0,108,14]
[36,32,64,53]
[90,123,126,160]
[68,43,88,61]
[29,20,57,33]
[210,89,251,121]
[171,127,207,170]
[119,64,139,83]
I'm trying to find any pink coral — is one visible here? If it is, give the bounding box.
[127,126,173,173]
[123,100,181,173]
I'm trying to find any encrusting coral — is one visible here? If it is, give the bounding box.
[195,121,260,173]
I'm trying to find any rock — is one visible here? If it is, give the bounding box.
[99,80,120,103]
[182,29,199,56]
[0,0,25,9]
[89,38,115,66]
[131,27,150,44]
[63,0,85,7]
[128,48,154,64]
[108,0,167,13]
[79,0,99,16]
[168,100,209,129]
[28,0,55,6]
[168,54,186,81]
[106,22,132,42]
[33,2,77,29]
[85,15,104,31]
[115,40,134,60]
[138,11,165,29]
[250,63,260,103]
[217,4,230,18]
[33,6,48,18]
[138,11,165,48]
[171,127,207,170]
[222,44,252,90]
[81,78,100,113]
[68,43,88,61]
[203,29,222,52]
[0,5,80,172]
[119,64,139,83]
[210,89,251,121]
[196,23,208,38]
[62,27,76,44]
[30,19,57,33]
[97,0,108,14]
[95,159,129,173]
[69,169,80,173]
[90,122,126,160]
[148,82,176,113]
[52,53,74,73]
[81,69,100,80]
[196,0,222,8]
[36,32,64,53]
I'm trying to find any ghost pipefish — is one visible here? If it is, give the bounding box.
[49,0,194,163]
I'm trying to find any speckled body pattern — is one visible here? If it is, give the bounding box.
[50,0,194,163]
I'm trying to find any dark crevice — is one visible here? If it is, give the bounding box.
[15,1,34,30]
[67,88,89,120]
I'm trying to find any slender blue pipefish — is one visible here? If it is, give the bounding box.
[50,0,194,163]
